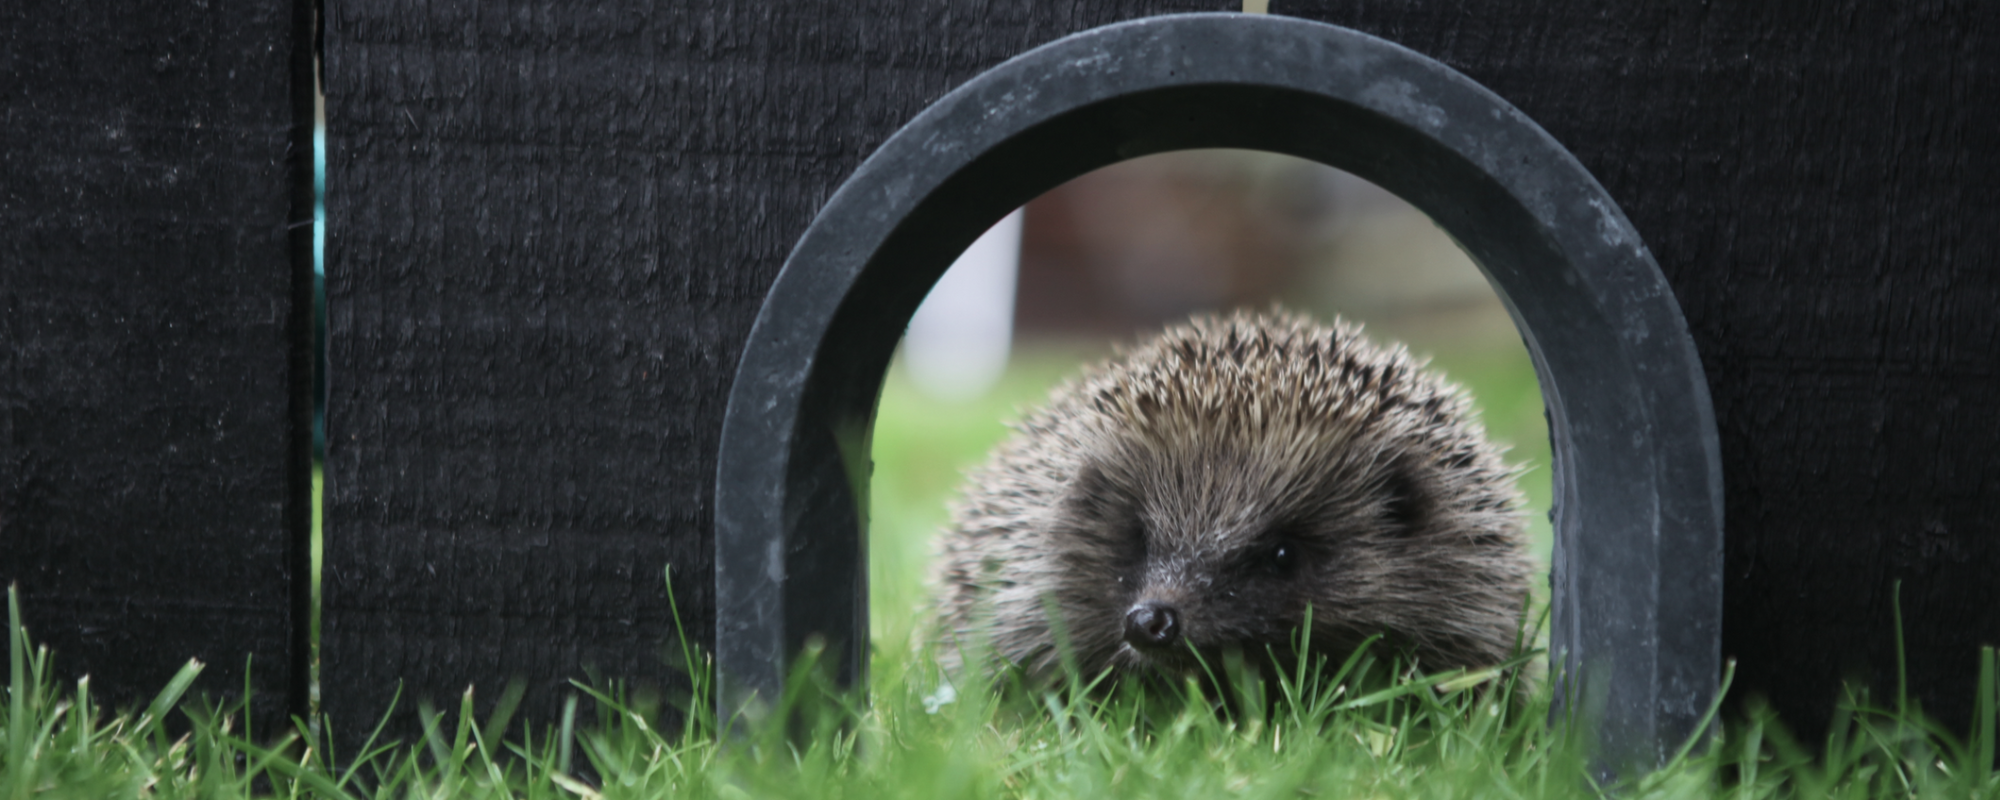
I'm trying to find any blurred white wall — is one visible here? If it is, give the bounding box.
[902,209,1023,400]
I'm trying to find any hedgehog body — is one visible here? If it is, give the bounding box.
[930,309,1532,681]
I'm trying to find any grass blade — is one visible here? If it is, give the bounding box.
[8,586,34,800]
[558,693,578,777]
[1977,646,1995,794]
[137,658,205,743]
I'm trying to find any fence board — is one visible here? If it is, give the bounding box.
[0,0,317,733]
[319,0,1227,749]
[1276,0,2000,737]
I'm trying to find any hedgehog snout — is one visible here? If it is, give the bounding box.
[1123,601,1182,650]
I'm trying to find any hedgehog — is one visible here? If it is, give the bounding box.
[929,308,1532,684]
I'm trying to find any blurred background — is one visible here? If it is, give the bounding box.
[873,149,1552,646]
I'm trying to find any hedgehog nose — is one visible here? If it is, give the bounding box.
[1124,602,1181,650]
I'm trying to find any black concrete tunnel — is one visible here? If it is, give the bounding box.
[715,13,1722,769]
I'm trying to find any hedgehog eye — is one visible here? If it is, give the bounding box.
[1255,521,1306,574]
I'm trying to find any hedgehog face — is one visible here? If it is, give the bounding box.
[1049,428,1425,677]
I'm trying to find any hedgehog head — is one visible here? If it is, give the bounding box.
[940,310,1531,681]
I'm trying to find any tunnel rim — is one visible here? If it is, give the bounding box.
[714,11,1722,768]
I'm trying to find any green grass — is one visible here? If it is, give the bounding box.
[7,581,2000,799]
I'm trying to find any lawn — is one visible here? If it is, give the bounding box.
[6,578,1998,799]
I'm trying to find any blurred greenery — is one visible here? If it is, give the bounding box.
[868,327,1554,649]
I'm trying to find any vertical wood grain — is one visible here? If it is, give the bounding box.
[0,0,318,733]
[320,0,1227,749]
[1277,0,2000,737]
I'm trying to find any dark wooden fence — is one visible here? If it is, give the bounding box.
[3,0,1995,755]
[1,0,317,733]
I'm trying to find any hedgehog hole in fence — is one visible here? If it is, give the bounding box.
[714,14,1722,770]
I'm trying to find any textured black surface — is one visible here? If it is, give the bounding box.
[320,0,1226,751]
[1275,0,2000,738]
[0,0,317,732]
[716,14,1721,768]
